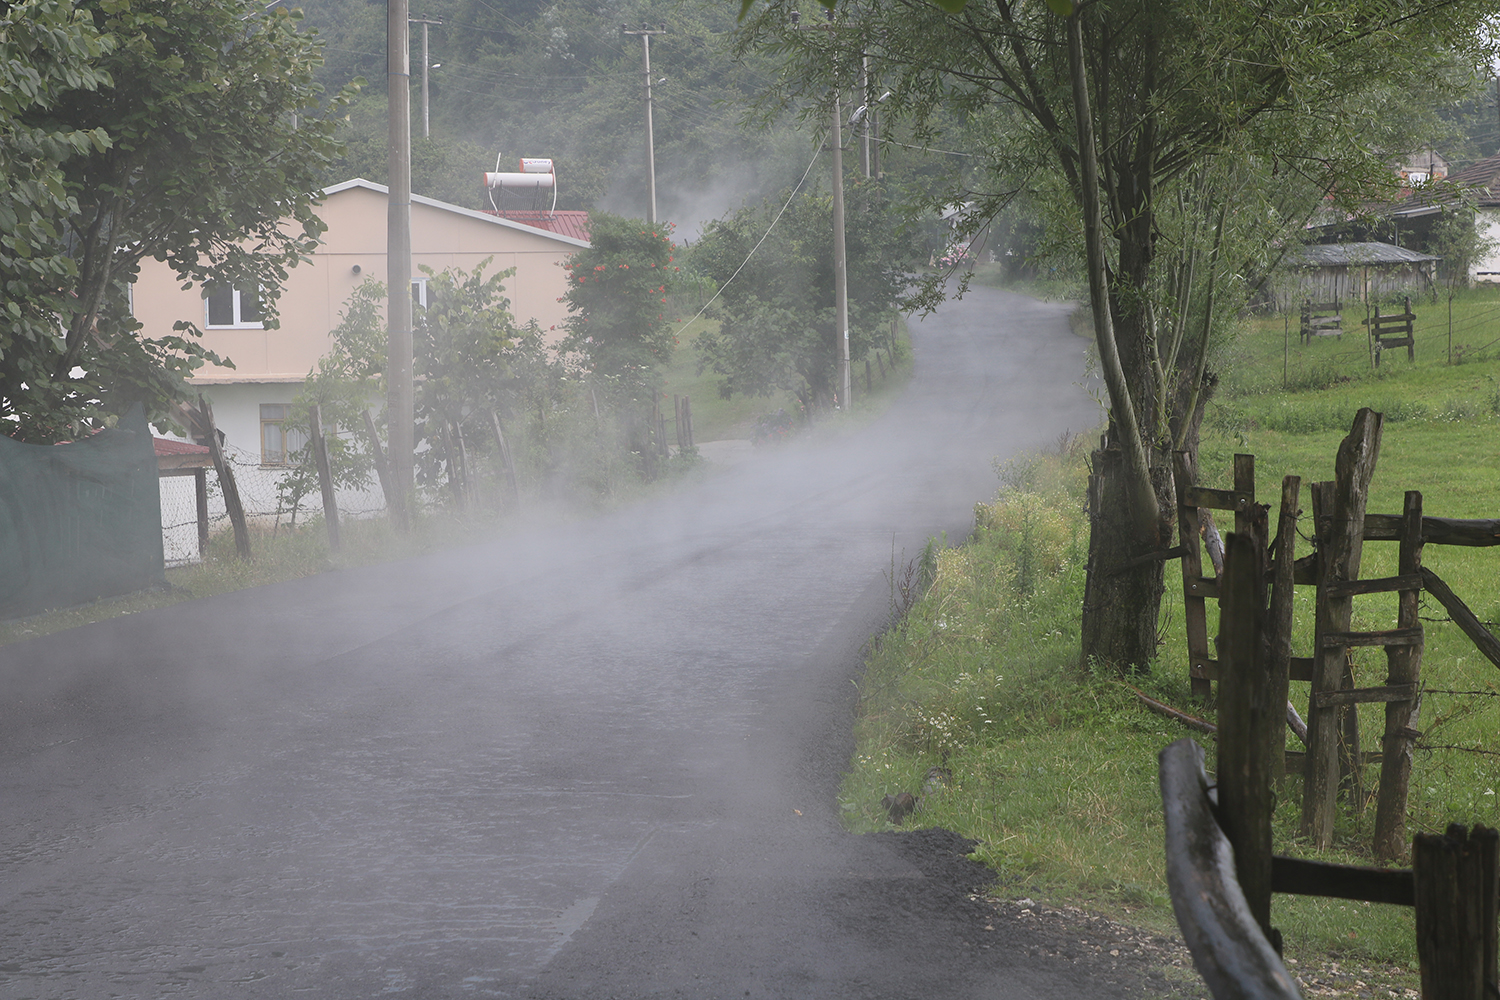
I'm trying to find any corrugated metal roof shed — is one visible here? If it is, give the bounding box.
[1289,242,1439,267]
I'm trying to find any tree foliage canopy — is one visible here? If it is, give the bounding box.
[691,184,919,411]
[735,0,1497,670]
[1,0,353,441]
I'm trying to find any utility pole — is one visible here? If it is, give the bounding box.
[859,56,870,179]
[792,7,853,411]
[412,15,442,139]
[831,91,850,411]
[387,0,413,528]
[622,25,666,224]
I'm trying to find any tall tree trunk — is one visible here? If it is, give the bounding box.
[1069,8,1170,673]
[1082,430,1176,672]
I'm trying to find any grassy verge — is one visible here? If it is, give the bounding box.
[840,286,1500,992]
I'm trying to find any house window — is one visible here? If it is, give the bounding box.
[205,283,264,328]
[412,277,429,310]
[259,403,306,466]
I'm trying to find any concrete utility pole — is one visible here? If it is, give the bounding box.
[622,25,666,224]
[412,15,442,139]
[792,8,853,412]
[831,91,850,411]
[858,56,870,179]
[387,0,413,528]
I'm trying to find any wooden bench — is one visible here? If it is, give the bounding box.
[1299,299,1342,343]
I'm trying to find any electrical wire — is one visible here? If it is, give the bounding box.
[667,146,823,341]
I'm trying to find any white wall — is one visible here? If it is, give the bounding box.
[1472,209,1500,284]
[158,382,386,562]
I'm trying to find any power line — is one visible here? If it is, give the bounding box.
[668,147,823,340]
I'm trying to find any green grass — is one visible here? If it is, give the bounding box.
[840,293,1500,989]
[656,314,779,441]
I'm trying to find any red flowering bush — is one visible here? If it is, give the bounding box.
[558,213,677,382]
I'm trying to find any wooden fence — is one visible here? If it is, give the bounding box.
[1161,406,1500,998]
[1173,408,1500,858]
[1366,295,1417,365]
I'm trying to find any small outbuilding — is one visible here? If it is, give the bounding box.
[1275,242,1439,310]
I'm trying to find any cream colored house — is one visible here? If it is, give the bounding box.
[132,178,587,473]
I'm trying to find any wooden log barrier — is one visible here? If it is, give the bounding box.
[1159,739,1302,1000]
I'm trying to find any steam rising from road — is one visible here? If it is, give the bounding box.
[0,285,1100,997]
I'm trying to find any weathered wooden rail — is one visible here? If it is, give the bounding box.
[1162,735,1500,1000]
[1160,739,1301,1000]
[1299,298,1343,344]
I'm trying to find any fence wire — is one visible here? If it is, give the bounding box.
[159,445,386,566]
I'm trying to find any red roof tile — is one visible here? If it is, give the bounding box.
[482,210,592,243]
[154,437,210,457]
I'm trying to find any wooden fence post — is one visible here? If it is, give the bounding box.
[1173,451,1214,699]
[308,404,341,552]
[1301,408,1383,849]
[360,409,393,512]
[1267,477,1301,782]
[487,409,519,507]
[198,394,251,560]
[1217,523,1279,946]
[194,468,209,558]
[1374,491,1425,861]
[439,420,465,509]
[1414,824,1499,1000]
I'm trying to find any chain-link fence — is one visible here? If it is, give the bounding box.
[158,444,386,567]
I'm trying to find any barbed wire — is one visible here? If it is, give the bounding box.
[1421,687,1500,699]
[1416,742,1500,759]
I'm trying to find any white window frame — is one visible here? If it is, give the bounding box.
[412,277,429,310]
[205,283,264,329]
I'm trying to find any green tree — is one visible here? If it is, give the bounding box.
[0,0,113,441]
[692,184,918,412]
[558,212,678,392]
[282,262,533,511]
[6,0,353,441]
[739,0,1496,671]
[275,280,385,524]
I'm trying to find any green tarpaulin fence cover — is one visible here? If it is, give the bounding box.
[0,404,166,620]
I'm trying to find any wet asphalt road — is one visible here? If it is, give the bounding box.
[0,286,1141,999]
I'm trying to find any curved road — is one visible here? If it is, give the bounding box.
[0,286,1152,999]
